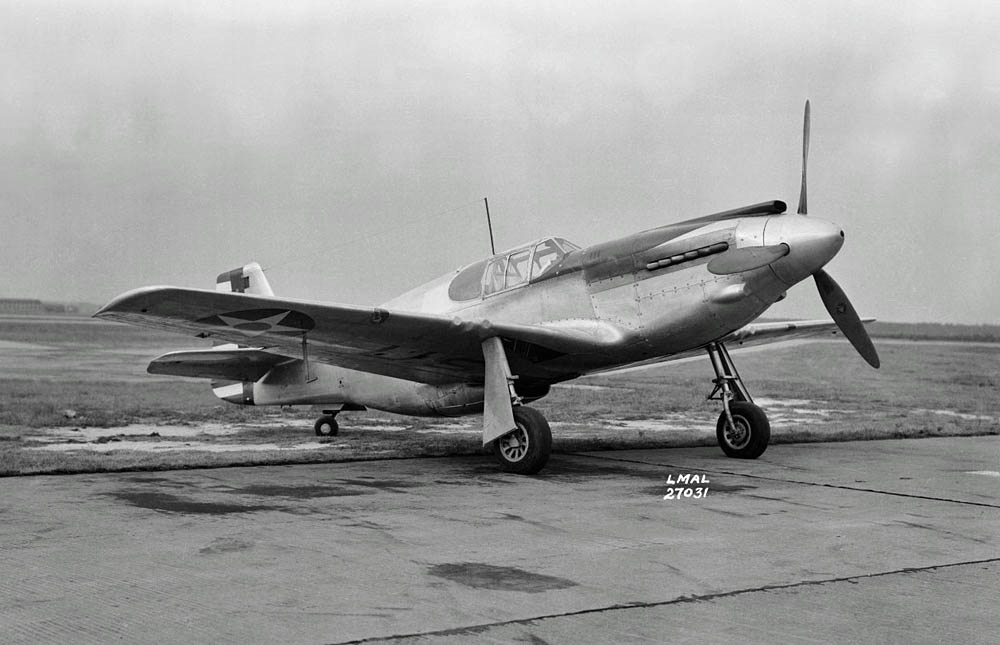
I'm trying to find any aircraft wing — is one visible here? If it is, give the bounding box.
[96,287,625,385]
[590,318,874,375]
[724,318,871,346]
[683,319,875,359]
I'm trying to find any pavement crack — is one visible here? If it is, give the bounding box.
[332,557,1000,644]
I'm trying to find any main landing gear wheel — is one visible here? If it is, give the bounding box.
[492,406,552,475]
[716,401,770,459]
[706,342,770,459]
[314,415,339,437]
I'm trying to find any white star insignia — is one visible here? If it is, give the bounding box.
[217,311,303,337]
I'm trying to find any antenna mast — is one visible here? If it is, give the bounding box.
[483,197,496,255]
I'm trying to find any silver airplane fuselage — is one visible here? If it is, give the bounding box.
[245,208,845,416]
[390,212,842,361]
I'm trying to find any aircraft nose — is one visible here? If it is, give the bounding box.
[764,215,844,285]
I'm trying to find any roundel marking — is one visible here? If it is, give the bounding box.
[195,309,315,337]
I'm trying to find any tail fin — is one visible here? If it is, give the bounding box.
[216,261,274,296]
[211,262,273,404]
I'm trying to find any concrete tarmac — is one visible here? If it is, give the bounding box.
[1,436,998,644]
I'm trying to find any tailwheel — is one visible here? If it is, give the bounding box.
[314,415,339,437]
[716,401,770,459]
[492,406,552,475]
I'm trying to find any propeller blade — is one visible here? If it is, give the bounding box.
[707,244,789,275]
[813,269,880,368]
[797,99,810,215]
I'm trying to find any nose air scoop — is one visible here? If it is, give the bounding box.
[765,215,844,285]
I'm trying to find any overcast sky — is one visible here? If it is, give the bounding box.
[2,1,998,323]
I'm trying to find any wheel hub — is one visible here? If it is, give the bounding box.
[498,426,530,462]
[724,416,751,449]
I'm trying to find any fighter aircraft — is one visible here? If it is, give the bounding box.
[96,101,879,474]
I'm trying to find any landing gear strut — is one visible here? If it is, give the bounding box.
[481,337,552,475]
[706,342,770,459]
[314,410,339,437]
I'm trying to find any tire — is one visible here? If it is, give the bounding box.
[314,416,339,437]
[492,406,552,475]
[716,401,770,459]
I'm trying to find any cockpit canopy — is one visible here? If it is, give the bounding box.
[447,237,580,301]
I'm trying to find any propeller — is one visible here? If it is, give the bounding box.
[795,99,880,368]
[814,269,880,368]
[798,100,810,215]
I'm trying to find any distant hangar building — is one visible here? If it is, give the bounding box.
[0,299,75,314]
[0,298,45,314]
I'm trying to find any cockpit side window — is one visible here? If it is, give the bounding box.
[476,237,581,297]
[554,238,580,252]
[531,239,563,279]
[505,249,531,289]
[483,257,507,296]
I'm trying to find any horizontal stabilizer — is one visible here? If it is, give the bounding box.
[148,347,291,381]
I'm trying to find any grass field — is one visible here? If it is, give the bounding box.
[1,317,997,475]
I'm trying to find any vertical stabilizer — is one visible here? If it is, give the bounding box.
[215,262,275,296]
[211,262,273,404]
